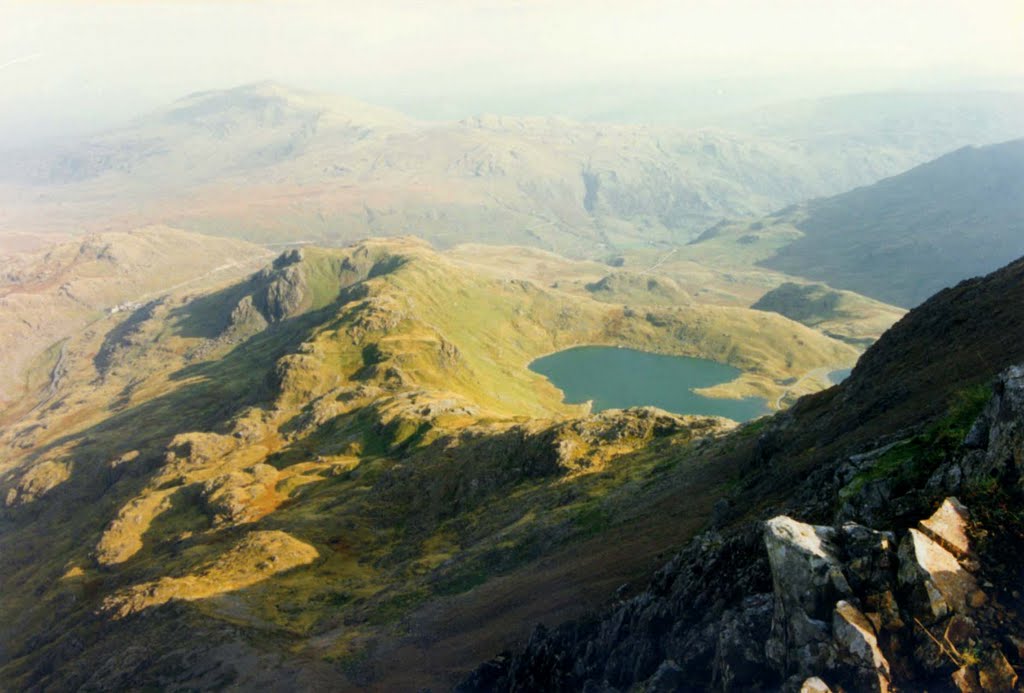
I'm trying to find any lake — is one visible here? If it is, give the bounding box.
[529,346,768,422]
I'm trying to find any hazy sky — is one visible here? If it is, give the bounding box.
[1,0,1023,141]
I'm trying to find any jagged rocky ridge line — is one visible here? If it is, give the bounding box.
[460,365,1024,692]
[458,249,1024,693]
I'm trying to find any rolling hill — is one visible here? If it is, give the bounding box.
[2,239,1023,691]
[1,83,1023,692]
[751,281,906,347]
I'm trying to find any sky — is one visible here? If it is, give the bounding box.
[1,0,1023,142]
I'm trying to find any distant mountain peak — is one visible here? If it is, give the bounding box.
[164,80,413,129]
[181,80,285,100]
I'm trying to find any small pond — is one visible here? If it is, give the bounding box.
[529,346,768,422]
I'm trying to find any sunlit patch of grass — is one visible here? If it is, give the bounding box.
[102,530,320,619]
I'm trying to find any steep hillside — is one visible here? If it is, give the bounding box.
[758,139,1024,306]
[461,255,1024,693]
[0,227,271,404]
[2,84,1022,256]
[0,239,855,690]
[2,239,1022,691]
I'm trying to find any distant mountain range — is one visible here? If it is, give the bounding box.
[688,138,1024,307]
[760,138,1024,306]
[2,83,1022,257]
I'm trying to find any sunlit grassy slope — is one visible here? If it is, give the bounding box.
[0,238,858,690]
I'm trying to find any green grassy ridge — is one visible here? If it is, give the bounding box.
[0,238,855,687]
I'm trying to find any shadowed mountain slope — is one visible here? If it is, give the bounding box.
[751,281,905,347]
[759,138,1024,307]
[0,227,271,404]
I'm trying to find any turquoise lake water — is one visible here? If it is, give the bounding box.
[529,346,769,422]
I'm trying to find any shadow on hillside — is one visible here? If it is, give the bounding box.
[1,300,347,553]
[168,277,258,339]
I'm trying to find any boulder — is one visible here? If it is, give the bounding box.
[831,600,891,693]
[952,665,982,693]
[800,677,833,693]
[764,516,852,675]
[919,497,971,557]
[977,648,1018,692]
[898,528,980,621]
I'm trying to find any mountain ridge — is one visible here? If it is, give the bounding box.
[758,138,1024,306]
[0,237,862,690]
[3,85,1022,256]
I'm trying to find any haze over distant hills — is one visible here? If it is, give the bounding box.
[0,228,271,404]
[2,83,1022,258]
[3,0,1024,686]
[758,138,1024,306]
[684,138,1024,307]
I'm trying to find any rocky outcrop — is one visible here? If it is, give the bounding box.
[3,459,72,507]
[201,464,279,526]
[763,517,852,676]
[94,299,165,375]
[461,365,1024,692]
[962,364,1024,485]
[386,408,732,523]
[752,282,846,325]
[898,525,980,621]
[457,527,777,692]
[100,530,319,619]
[762,516,896,692]
[463,496,1016,692]
[584,272,692,306]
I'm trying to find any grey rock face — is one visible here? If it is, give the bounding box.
[831,600,891,693]
[764,517,852,675]
[711,594,774,690]
[961,365,1024,486]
